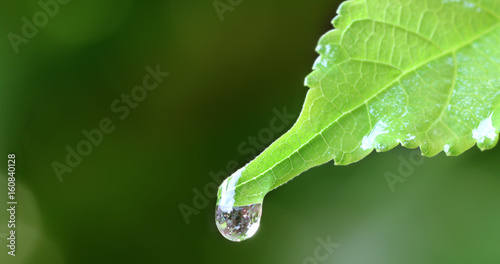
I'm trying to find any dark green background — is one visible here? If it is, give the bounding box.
[1,0,499,263]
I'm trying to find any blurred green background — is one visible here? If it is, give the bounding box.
[1,0,500,263]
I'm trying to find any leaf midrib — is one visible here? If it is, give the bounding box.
[233,22,500,196]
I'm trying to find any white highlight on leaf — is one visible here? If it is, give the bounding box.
[443,144,451,153]
[361,121,388,150]
[218,167,245,212]
[472,114,497,144]
[442,0,481,12]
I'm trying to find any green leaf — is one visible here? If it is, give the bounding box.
[219,0,500,207]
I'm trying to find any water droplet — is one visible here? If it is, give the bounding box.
[443,144,451,154]
[215,167,262,242]
[215,203,262,242]
[361,120,388,150]
[472,113,499,150]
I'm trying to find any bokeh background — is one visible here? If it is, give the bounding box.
[1,0,500,263]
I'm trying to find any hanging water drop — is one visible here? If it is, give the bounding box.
[215,203,262,242]
[215,167,263,242]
